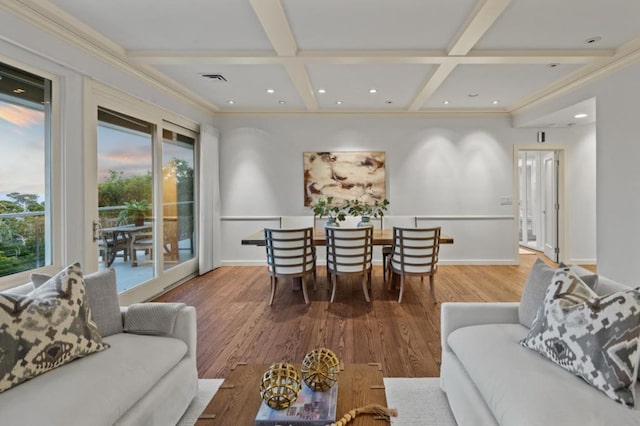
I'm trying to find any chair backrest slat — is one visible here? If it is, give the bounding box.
[390,227,441,275]
[264,227,315,277]
[325,227,374,275]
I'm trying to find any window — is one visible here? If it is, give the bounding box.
[162,129,196,270]
[97,107,154,291]
[0,62,52,279]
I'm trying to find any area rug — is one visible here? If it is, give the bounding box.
[383,378,457,426]
[176,379,224,426]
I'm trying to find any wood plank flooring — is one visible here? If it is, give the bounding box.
[155,255,548,379]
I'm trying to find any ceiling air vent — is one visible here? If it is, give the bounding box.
[202,74,227,82]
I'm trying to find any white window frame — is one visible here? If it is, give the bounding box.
[84,80,199,304]
[0,58,62,290]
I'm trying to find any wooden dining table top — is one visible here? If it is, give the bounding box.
[241,228,453,246]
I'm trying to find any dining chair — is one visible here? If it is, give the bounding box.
[386,226,441,304]
[131,231,153,267]
[381,216,417,279]
[325,226,374,303]
[98,218,130,267]
[264,227,316,305]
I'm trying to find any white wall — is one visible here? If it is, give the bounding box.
[514,60,640,285]
[217,116,596,265]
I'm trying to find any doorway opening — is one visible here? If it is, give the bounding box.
[514,147,564,263]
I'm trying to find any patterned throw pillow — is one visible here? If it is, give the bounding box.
[0,263,109,393]
[520,266,640,406]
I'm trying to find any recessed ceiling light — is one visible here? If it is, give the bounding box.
[574,113,588,118]
[468,93,479,97]
[385,100,393,104]
[317,89,326,94]
[13,88,25,94]
[336,101,343,105]
[548,63,559,68]
[492,100,499,105]
[266,89,275,94]
[278,100,286,104]
[585,36,602,45]
[226,100,235,104]
[369,89,377,94]
[443,100,450,105]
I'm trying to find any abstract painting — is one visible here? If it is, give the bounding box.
[303,151,386,206]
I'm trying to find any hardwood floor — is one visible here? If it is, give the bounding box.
[155,254,548,379]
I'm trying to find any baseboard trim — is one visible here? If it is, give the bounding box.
[220,259,519,267]
[566,259,597,265]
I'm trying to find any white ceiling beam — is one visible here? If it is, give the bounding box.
[448,0,512,56]
[408,63,457,112]
[250,0,319,111]
[284,63,319,111]
[128,49,612,65]
[249,0,297,56]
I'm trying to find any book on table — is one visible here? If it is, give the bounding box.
[255,382,338,426]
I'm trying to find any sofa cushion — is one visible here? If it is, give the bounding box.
[521,266,640,406]
[32,268,123,337]
[0,332,187,426]
[448,324,640,426]
[0,263,109,393]
[518,259,597,328]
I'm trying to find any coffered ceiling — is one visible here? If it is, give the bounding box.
[13,0,640,117]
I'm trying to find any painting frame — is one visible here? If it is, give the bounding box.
[303,151,386,206]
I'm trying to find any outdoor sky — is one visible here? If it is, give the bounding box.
[0,99,193,203]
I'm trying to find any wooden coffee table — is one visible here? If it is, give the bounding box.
[197,362,389,425]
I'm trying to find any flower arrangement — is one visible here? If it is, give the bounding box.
[346,198,390,219]
[310,196,347,223]
[311,197,390,227]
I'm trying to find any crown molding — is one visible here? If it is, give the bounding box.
[1,0,220,114]
[214,109,510,119]
[512,35,640,115]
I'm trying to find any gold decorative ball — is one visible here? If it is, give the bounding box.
[259,362,302,410]
[301,348,340,391]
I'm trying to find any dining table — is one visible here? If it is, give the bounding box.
[100,223,152,267]
[241,227,454,247]
[242,227,453,293]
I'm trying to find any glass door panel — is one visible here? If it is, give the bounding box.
[97,107,155,292]
[162,129,196,271]
[0,62,52,281]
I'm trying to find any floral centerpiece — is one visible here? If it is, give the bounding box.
[346,198,390,227]
[310,196,346,227]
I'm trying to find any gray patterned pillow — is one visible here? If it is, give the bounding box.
[32,268,123,337]
[519,259,598,328]
[0,263,109,393]
[521,266,640,406]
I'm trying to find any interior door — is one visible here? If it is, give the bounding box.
[542,152,558,261]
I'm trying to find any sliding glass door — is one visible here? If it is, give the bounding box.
[97,108,155,292]
[85,81,199,302]
[162,128,196,271]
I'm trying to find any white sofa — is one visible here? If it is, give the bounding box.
[440,268,640,426]
[0,271,198,426]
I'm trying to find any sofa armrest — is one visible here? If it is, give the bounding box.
[120,305,197,359]
[440,302,520,354]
